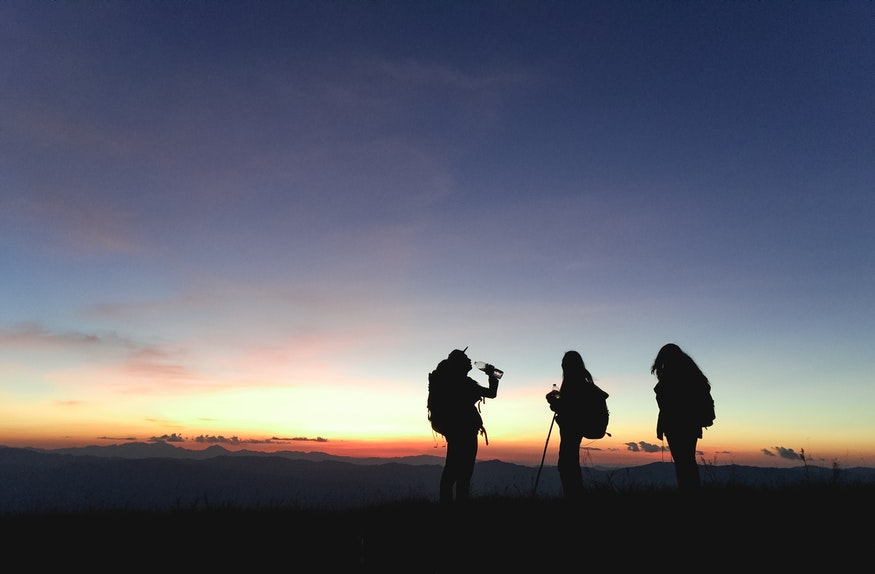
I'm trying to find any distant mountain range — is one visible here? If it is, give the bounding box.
[1,442,873,514]
[29,440,448,465]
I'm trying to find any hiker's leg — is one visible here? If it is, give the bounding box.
[557,431,583,498]
[440,436,460,502]
[667,432,700,491]
[439,467,454,503]
[455,431,479,501]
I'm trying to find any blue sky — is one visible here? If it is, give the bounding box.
[1,1,873,467]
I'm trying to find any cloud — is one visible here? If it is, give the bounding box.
[150,433,186,443]
[0,322,220,393]
[193,435,245,445]
[762,446,802,460]
[626,441,665,453]
[275,436,329,443]
[182,434,330,445]
[0,322,168,365]
[0,322,104,348]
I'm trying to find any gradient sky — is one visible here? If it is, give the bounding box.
[2,1,873,469]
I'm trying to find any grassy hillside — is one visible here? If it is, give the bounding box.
[2,484,868,571]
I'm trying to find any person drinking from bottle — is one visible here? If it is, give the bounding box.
[427,348,499,505]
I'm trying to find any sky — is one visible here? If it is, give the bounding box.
[1,1,873,470]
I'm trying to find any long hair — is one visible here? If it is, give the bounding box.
[562,350,594,386]
[651,343,710,389]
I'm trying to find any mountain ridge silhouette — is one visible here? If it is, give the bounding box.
[1,443,873,515]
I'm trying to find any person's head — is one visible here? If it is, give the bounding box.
[562,350,593,384]
[447,347,472,374]
[562,350,585,373]
[651,343,708,386]
[651,343,683,377]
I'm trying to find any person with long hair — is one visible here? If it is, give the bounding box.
[650,343,715,491]
[545,350,609,499]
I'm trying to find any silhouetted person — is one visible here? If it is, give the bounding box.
[546,350,608,499]
[651,342,714,492]
[427,348,499,504]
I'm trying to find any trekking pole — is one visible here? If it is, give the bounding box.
[532,412,556,497]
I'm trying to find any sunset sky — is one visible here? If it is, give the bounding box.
[2,1,873,469]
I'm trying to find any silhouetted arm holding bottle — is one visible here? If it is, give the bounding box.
[473,361,500,399]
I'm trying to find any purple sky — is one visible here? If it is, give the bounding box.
[1,1,873,467]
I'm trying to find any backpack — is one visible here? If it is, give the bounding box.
[427,369,449,435]
[580,385,610,440]
[700,388,716,428]
[427,367,484,437]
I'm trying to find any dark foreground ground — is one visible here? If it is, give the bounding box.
[2,484,869,572]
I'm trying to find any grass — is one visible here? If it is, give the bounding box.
[2,484,870,571]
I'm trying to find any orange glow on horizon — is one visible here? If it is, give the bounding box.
[1,430,861,470]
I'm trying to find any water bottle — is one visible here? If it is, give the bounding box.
[547,383,560,408]
[474,361,503,379]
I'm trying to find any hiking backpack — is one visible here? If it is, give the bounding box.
[427,367,485,437]
[427,368,451,436]
[580,385,610,440]
[700,388,716,428]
